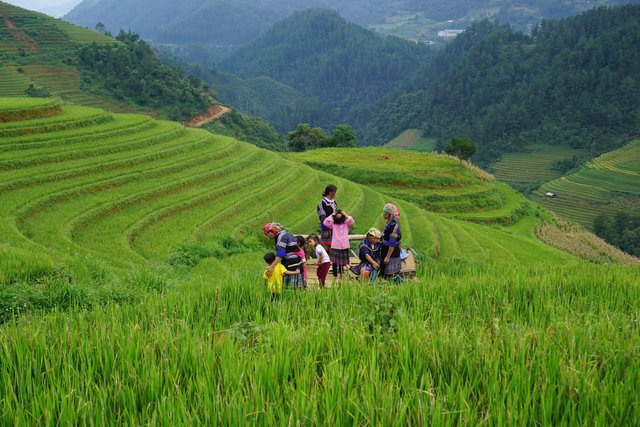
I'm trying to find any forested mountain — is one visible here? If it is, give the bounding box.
[366,5,640,163]
[64,0,639,61]
[211,9,432,135]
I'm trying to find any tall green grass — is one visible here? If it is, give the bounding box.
[1,259,638,425]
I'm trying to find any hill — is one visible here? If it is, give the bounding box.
[533,140,640,227]
[215,9,432,136]
[64,0,639,60]
[367,5,640,163]
[0,98,587,279]
[0,1,211,117]
[0,2,286,150]
[289,147,528,225]
[1,98,638,424]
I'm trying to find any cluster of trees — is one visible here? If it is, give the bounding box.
[287,123,356,152]
[593,211,640,257]
[205,109,287,152]
[367,5,640,163]
[77,31,216,121]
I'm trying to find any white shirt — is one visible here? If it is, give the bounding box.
[315,244,330,264]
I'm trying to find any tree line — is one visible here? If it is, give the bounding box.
[593,211,640,257]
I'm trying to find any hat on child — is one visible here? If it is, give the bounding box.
[367,227,382,238]
[262,222,283,235]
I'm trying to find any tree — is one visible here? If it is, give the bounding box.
[444,135,476,164]
[287,123,328,151]
[95,22,106,33]
[328,124,357,148]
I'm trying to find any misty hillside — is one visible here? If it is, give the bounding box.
[197,9,432,135]
[365,5,640,162]
[65,0,640,61]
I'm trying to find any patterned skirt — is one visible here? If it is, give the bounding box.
[329,248,351,266]
[284,272,306,289]
[320,229,333,246]
[381,256,402,276]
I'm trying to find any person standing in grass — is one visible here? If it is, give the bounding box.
[295,235,308,283]
[350,227,382,284]
[323,209,354,279]
[263,252,301,297]
[306,234,331,288]
[317,184,338,250]
[380,203,403,279]
[263,223,306,289]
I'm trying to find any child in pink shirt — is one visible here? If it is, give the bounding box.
[323,209,354,279]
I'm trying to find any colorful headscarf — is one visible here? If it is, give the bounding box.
[262,222,283,236]
[367,227,382,238]
[383,203,400,221]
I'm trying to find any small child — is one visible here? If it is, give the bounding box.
[295,235,308,283]
[263,252,300,296]
[350,227,382,284]
[322,209,355,279]
[307,234,331,288]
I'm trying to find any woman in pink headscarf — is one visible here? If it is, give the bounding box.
[380,203,402,278]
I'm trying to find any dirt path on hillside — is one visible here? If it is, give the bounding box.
[2,15,39,52]
[184,104,231,128]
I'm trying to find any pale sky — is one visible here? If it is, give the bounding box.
[4,0,83,17]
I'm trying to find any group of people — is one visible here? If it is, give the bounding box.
[262,184,403,294]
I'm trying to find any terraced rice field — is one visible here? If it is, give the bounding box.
[290,147,530,225]
[0,2,149,113]
[385,129,437,151]
[533,140,640,227]
[0,98,576,286]
[491,144,587,185]
[3,99,638,425]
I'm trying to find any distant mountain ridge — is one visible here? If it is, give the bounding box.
[365,5,640,162]
[209,9,432,135]
[64,0,640,60]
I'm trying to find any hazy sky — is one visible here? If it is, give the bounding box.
[4,0,83,17]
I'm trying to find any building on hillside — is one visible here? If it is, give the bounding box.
[545,192,557,198]
[438,29,465,39]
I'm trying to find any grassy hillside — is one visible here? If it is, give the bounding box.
[0,1,126,112]
[385,129,437,152]
[533,140,640,227]
[490,144,588,192]
[0,98,638,424]
[0,99,580,279]
[289,147,529,225]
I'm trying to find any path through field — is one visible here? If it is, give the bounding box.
[184,104,231,128]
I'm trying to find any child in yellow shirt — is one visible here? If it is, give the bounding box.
[263,252,300,295]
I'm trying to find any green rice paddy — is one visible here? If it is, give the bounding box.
[0,100,637,424]
[533,140,640,227]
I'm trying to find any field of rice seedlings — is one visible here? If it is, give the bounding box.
[290,147,529,224]
[1,258,638,425]
[0,2,153,114]
[0,99,637,423]
[533,140,640,227]
[385,129,437,151]
[491,144,587,186]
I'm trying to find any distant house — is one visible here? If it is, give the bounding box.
[545,192,557,198]
[437,29,465,39]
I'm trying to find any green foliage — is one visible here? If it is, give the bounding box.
[23,84,51,98]
[288,123,358,151]
[593,212,640,257]
[534,140,640,227]
[218,9,433,138]
[77,31,216,120]
[1,262,639,423]
[368,5,640,162]
[444,135,476,162]
[205,109,287,151]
